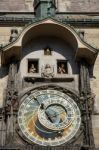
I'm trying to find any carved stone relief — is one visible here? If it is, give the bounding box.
[41,64,54,78]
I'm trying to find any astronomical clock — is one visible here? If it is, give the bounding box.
[0,1,96,149]
[17,86,81,147]
[0,31,95,150]
[1,43,95,150]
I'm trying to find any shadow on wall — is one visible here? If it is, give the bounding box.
[89,65,96,79]
[0,66,8,79]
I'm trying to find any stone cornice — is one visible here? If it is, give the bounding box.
[0,13,99,26]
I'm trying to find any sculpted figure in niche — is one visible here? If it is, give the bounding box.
[41,64,54,78]
[44,48,52,55]
[58,64,66,74]
[29,64,36,73]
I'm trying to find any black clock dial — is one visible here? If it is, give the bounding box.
[18,89,81,146]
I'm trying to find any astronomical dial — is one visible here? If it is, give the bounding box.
[18,89,81,146]
[38,98,75,131]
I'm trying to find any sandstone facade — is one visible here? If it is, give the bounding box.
[0,0,99,149]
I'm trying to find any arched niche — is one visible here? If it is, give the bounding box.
[1,18,98,66]
[20,36,78,78]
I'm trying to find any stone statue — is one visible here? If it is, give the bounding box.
[29,64,36,73]
[41,64,54,78]
[44,48,51,55]
[58,63,66,74]
[9,28,18,42]
[47,0,56,16]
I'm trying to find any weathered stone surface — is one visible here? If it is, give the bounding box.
[0,27,23,44]
[0,0,99,12]
[76,28,99,49]
[0,54,8,107]
[92,115,99,147]
[57,0,99,12]
[90,55,99,113]
[0,0,33,12]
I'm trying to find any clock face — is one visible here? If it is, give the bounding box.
[18,89,81,146]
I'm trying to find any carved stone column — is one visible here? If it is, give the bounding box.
[5,63,18,145]
[79,60,95,150]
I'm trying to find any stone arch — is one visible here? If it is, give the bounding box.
[1,18,98,65]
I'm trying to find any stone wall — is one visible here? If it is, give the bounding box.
[91,55,99,147]
[57,0,99,12]
[0,27,23,45]
[91,55,99,113]
[0,0,33,12]
[75,28,99,49]
[0,27,11,44]
[0,0,99,12]
[0,53,8,107]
